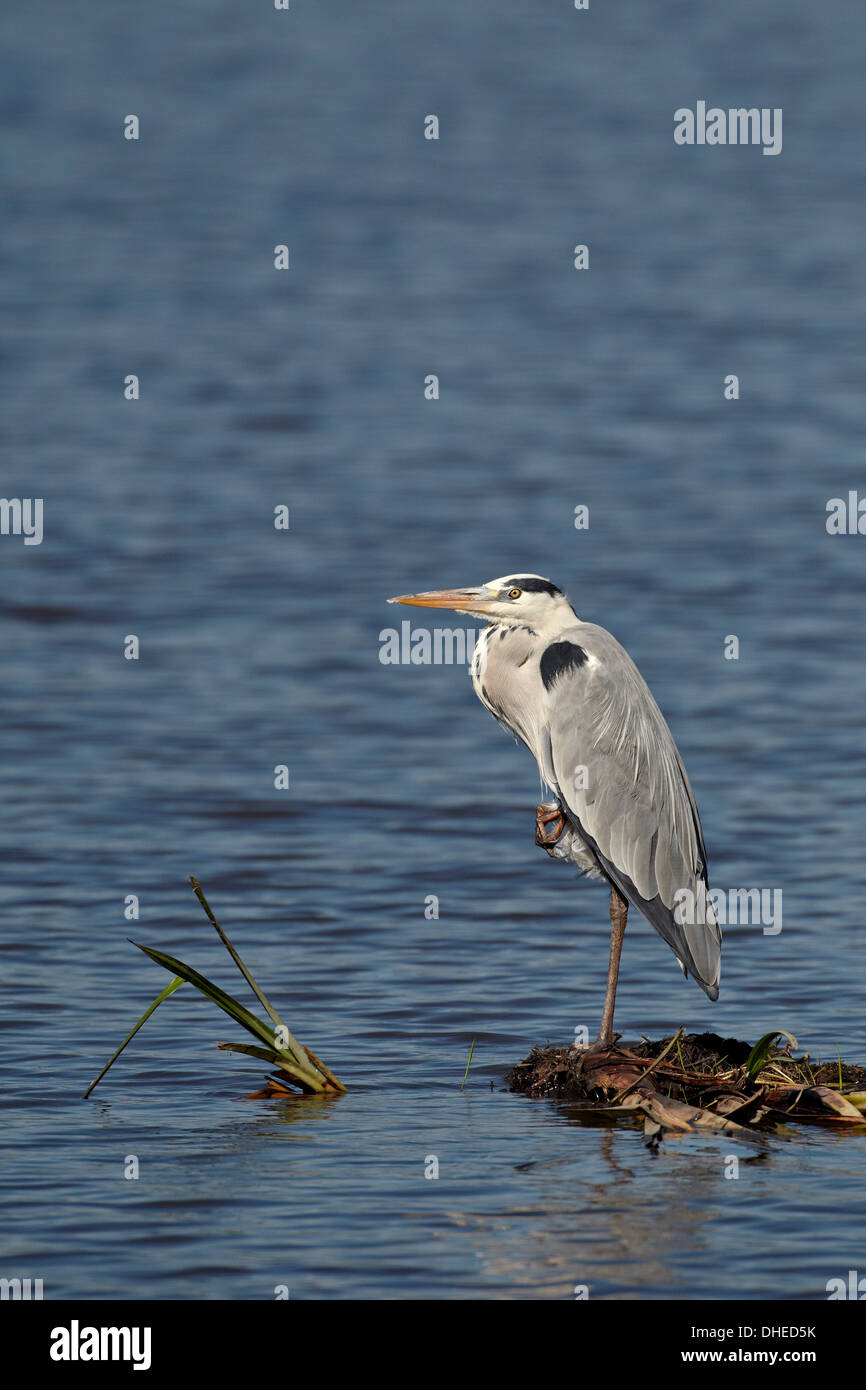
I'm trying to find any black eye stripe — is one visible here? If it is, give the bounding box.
[503,576,563,597]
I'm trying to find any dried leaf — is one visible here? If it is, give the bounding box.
[806,1086,866,1121]
[712,1090,766,1124]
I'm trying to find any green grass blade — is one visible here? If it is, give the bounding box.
[460,1039,476,1092]
[745,1029,798,1082]
[82,976,184,1099]
[131,941,325,1090]
[189,877,285,1031]
[187,877,346,1092]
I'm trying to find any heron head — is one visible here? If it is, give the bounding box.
[388,574,574,630]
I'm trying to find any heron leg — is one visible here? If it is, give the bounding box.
[594,884,628,1049]
[535,802,566,848]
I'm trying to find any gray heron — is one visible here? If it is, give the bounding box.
[388,574,721,1049]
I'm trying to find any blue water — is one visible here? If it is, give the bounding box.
[2,0,866,1299]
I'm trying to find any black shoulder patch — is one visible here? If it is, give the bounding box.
[540,640,587,690]
[508,576,562,597]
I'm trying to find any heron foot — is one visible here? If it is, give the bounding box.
[535,803,566,848]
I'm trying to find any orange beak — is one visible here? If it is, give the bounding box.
[387,587,487,614]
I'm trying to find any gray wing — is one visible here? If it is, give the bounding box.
[542,623,721,999]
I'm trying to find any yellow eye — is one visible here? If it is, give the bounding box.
[509,588,521,599]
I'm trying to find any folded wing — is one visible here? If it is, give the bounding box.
[542,624,721,999]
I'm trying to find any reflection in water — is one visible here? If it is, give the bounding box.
[434,1120,779,1299]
